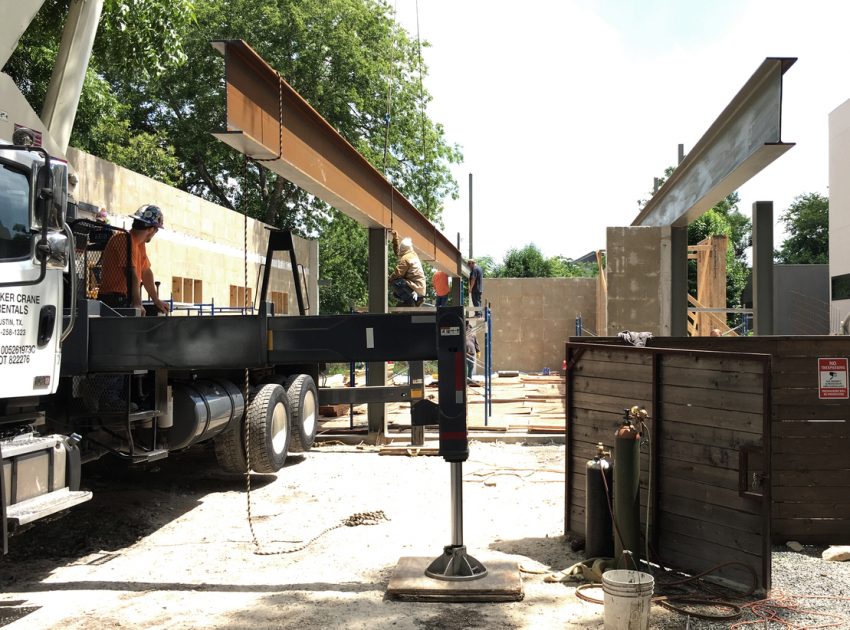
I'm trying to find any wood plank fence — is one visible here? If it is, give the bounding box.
[568,336,850,545]
[565,342,771,593]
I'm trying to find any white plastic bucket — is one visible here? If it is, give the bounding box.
[602,570,654,630]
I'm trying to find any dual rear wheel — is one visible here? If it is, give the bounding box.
[214,374,318,474]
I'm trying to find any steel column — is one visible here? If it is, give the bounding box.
[752,201,774,335]
[669,226,689,336]
[211,39,462,275]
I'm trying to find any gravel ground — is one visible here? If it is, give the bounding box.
[1,441,848,629]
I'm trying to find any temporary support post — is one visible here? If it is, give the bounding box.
[752,201,774,335]
[367,228,388,439]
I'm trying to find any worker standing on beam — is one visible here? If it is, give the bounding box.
[389,230,426,307]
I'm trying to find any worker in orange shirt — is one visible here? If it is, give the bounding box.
[433,269,450,306]
[98,204,170,315]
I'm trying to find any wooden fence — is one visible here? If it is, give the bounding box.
[565,342,771,593]
[568,336,850,545]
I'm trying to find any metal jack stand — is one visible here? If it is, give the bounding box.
[425,462,487,580]
[387,307,521,601]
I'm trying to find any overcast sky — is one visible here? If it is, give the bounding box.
[395,0,850,263]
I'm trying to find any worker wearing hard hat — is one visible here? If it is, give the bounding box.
[98,204,170,315]
[389,230,426,307]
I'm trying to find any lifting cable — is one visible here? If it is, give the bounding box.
[233,60,392,555]
[382,0,399,231]
[414,0,431,219]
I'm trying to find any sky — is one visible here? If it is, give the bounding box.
[394,0,850,263]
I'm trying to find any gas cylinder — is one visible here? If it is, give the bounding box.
[585,443,614,558]
[614,407,641,567]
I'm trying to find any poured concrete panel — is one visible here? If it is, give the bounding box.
[774,265,829,335]
[606,226,669,336]
[67,148,319,313]
[485,277,596,373]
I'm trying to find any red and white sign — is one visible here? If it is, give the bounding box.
[818,357,848,399]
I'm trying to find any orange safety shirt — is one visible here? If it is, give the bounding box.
[433,270,450,296]
[99,232,150,296]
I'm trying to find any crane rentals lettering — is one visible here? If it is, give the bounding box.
[818,357,848,399]
[0,290,40,315]
[0,291,41,364]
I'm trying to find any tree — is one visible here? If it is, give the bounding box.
[9,0,462,313]
[775,193,829,264]
[5,0,193,182]
[499,244,552,278]
[549,256,598,278]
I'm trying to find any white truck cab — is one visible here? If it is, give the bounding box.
[0,130,89,552]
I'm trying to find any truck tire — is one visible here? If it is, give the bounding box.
[214,416,247,474]
[285,374,318,452]
[246,383,291,473]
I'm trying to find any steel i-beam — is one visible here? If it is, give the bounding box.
[633,57,796,228]
[211,39,462,276]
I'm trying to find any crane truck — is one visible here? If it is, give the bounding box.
[0,127,469,554]
[1,2,469,554]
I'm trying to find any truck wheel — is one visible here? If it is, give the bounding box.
[285,374,318,452]
[214,416,247,474]
[246,383,291,473]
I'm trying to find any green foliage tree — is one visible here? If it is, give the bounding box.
[5,0,193,180]
[549,256,598,278]
[500,244,552,278]
[775,193,829,264]
[8,0,462,314]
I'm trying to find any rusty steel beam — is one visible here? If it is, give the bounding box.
[211,39,462,275]
[633,57,796,228]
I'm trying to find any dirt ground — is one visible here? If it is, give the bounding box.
[1,441,624,630]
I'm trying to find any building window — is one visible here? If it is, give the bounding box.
[172,276,203,303]
[833,273,850,301]
[270,290,289,315]
[229,285,253,308]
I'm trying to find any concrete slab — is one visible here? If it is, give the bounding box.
[387,556,524,602]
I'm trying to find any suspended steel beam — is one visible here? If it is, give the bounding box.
[633,57,796,228]
[211,39,462,275]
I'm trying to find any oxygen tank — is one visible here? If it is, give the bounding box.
[614,407,642,567]
[585,442,614,558]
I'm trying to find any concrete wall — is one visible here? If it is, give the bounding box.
[605,226,670,336]
[774,265,830,335]
[829,100,850,330]
[485,277,597,373]
[67,148,319,315]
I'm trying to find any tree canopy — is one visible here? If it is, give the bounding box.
[7,0,462,314]
[775,192,829,264]
[482,244,598,278]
